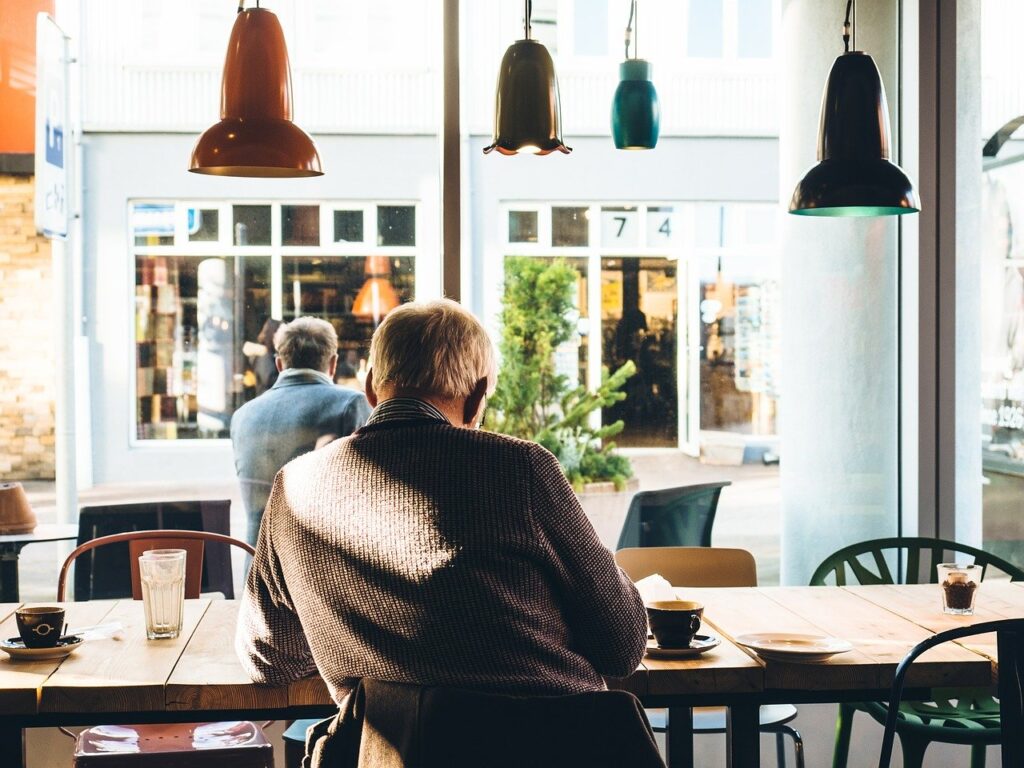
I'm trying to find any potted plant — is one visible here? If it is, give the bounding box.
[484,257,638,545]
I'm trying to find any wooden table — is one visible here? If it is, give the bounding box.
[0,585,1020,768]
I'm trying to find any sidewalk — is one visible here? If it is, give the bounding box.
[16,454,781,601]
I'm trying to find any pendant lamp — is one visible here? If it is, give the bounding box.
[611,1,659,150]
[190,2,322,177]
[353,255,401,325]
[789,0,918,216]
[484,0,571,155]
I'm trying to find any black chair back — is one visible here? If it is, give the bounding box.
[616,481,730,550]
[75,500,234,600]
[878,618,1024,768]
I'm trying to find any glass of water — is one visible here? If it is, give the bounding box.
[139,549,187,640]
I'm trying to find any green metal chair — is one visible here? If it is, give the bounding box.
[810,537,1024,768]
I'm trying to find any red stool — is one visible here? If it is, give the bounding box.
[73,722,273,767]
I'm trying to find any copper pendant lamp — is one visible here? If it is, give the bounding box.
[353,255,401,325]
[190,2,322,177]
[789,0,918,216]
[483,0,571,156]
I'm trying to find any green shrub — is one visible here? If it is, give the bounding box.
[484,257,635,490]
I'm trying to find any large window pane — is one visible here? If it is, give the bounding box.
[135,254,270,440]
[283,256,415,385]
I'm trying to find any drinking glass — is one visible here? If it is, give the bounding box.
[139,549,186,639]
[937,563,982,615]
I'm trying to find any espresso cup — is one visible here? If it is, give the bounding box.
[16,606,65,648]
[646,600,703,649]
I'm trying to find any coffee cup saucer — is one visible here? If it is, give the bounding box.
[645,633,721,659]
[0,635,83,661]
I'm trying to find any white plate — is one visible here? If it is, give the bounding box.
[0,636,83,661]
[645,633,721,660]
[734,632,853,663]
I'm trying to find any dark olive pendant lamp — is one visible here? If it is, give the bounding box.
[190,2,322,177]
[484,0,571,155]
[611,0,659,150]
[789,0,918,216]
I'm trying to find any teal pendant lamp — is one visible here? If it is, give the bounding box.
[611,0,659,150]
[484,0,571,155]
[789,0,919,216]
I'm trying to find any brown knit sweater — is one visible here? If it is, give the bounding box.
[235,414,647,701]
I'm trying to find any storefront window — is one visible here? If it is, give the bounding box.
[132,201,417,441]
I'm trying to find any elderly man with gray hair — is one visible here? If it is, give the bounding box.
[230,316,371,547]
[237,299,646,702]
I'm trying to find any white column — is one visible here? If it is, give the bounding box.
[779,0,901,584]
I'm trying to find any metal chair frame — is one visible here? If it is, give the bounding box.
[878,619,1024,768]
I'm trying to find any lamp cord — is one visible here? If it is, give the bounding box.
[625,0,637,59]
[842,0,854,53]
[524,0,532,40]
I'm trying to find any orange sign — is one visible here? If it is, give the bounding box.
[0,0,55,153]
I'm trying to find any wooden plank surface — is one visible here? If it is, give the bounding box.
[166,599,290,711]
[0,601,117,715]
[683,586,991,691]
[848,582,1024,669]
[40,599,210,714]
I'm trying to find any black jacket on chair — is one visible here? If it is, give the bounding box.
[304,679,666,768]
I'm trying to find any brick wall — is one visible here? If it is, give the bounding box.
[0,174,55,479]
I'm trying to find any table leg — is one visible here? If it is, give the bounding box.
[726,703,759,768]
[0,544,22,603]
[0,723,25,768]
[664,706,694,768]
[998,629,1024,768]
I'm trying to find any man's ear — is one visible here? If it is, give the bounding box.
[275,356,285,373]
[327,354,338,379]
[365,368,378,407]
[463,377,489,427]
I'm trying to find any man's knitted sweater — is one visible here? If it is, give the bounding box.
[236,409,647,701]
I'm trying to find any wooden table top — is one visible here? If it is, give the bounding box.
[0,584,1018,719]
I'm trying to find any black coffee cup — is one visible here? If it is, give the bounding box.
[646,600,703,649]
[16,606,65,648]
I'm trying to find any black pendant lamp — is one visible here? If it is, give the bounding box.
[611,0,659,150]
[484,0,571,155]
[789,0,918,216]
[190,1,322,177]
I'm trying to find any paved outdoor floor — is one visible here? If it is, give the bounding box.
[15,453,781,602]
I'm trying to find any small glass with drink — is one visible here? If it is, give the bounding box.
[937,563,982,615]
[139,549,187,639]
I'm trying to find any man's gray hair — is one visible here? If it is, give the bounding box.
[369,299,496,400]
[273,317,338,372]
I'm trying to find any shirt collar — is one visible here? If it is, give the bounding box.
[277,367,335,386]
[366,397,451,426]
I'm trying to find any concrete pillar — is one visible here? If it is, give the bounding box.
[779,0,902,584]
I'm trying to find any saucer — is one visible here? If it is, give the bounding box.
[0,636,83,661]
[645,633,721,659]
[734,632,853,663]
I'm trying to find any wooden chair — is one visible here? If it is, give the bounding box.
[59,529,271,768]
[878,619,1024,768]
[75,500,236,599]
[58,529,253,601]
[616,482,730,550]
[615,546,804,768]
[812,537,1024,768]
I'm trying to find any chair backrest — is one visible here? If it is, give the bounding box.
[810,536,1024,587]
[615,481,731,550]
[75,500,234,600]
[615,546,757,587]
[58,529,255,601]
[318,678,666,768]
[878,618,1024,768]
